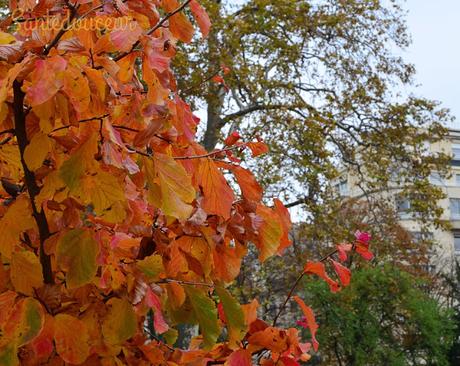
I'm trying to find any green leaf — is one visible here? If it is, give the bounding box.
[0,343,18,366]
[56,229,99,289]
[216,286,246,346]
[185,286,220,349]
[136,254,164,281]
[102,298,137,345]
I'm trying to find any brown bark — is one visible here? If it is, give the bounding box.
[13,79,54,284]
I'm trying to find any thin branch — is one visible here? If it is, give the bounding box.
[43,1,80,55]
[182,68,222,95]
[13,80,53,284]
[0,128,14,136]
[48,114,109,134]
[173,145,243,160]
[157,278,214,287]
[272,247,338,326]
[112,0,193,63]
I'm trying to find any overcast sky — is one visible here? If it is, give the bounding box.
[404,0,459,129]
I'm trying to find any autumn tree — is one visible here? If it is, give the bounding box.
[174,0,452,247]
[0,1,377,365]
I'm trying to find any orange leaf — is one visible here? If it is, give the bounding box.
[274,199,292,254]
[331,259,351,286]
[303,261,339,292]
[225,349,252,366]
[293,296,319,352]
[247,141,269,157]
[197,158,235,220]
[164,0,194,43]
[247,327,289,353]
[231,165,263,202]
[255,205,282,262]
[190,0,211,38]
[336,243,352,262]
[54,314,90,364]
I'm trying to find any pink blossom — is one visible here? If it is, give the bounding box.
[355,230,371,244]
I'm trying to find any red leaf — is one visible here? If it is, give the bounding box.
[145,287,169,334]
[331,260,351,287]
[190,0,211,38]
[280,357,300,366]
[355,244,374,261]
[336,243,352,262]
[226,349,252,366]
[354,231,373,261]
[293,296,319,352]
[211,75,225,84]
[224,131,240,146]
[303,261,339,292]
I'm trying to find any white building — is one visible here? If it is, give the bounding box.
[335,128,460,262]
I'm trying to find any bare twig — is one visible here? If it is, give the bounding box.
[272,247,339,326]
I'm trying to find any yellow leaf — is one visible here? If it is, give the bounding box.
[102,298,137,345]
[0,197,35,259]
[136,254,164,281]
[24,132,52,171]
[62,66,91,113]
[144,154,196,220]
[0,144,22,181]
[0,32,16,45]
[10,251,43,296]
[255,205,282,262]
[32,101,55,133]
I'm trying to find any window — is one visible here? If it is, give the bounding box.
[334,179,348,197]
[396,197,410,212]
[411,231,434,243]
[456,174,460,186]
[450,199,460,219]
[338,180,348,196]
[429,172,444,186]
[454,234,460,254]
[453,144,460,161]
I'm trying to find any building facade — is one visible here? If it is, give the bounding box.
[335,128,460,263]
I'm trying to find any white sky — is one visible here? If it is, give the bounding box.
[404,0,460,130]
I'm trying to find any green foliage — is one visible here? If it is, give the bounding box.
[302,265,455,365]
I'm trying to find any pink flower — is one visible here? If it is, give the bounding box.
[296,317,308,328]
[355,230,371,244]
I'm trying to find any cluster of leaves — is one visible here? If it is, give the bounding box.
[0,1,377,365]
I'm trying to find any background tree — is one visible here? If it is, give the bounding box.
[173,1,455,336]
[303,265,455,366]
[174,0,452,245]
